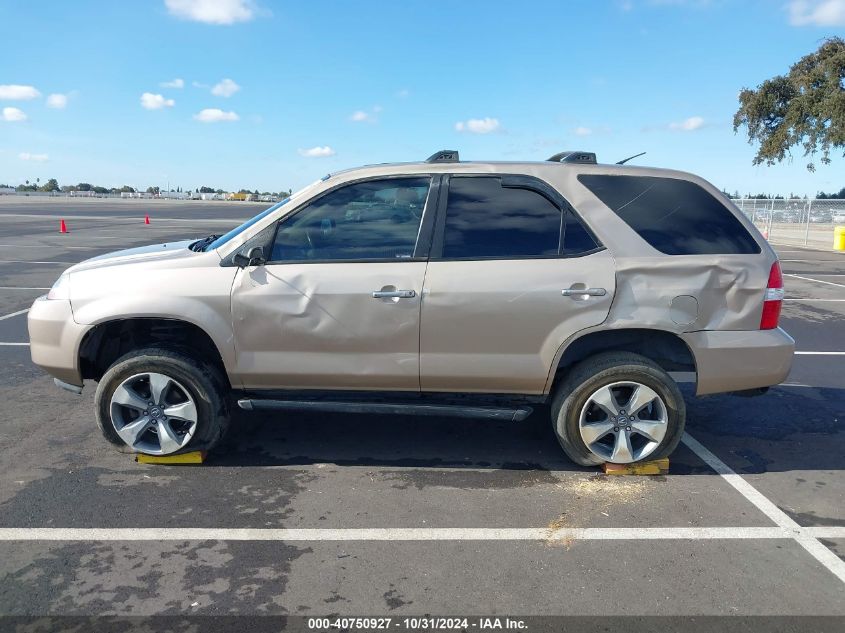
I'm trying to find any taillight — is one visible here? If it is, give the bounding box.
[760,261,784,330]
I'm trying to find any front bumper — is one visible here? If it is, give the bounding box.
[681,327,795,396]
[27,296,85,388]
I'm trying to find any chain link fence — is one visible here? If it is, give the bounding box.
[732,198,845,249]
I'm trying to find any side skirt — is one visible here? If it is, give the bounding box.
[235,390,540,422]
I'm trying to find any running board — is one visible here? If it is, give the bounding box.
[237,399,533,422]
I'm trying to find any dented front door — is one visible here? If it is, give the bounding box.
[231,262,427,390]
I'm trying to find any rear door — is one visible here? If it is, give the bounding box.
[419,175,616,394]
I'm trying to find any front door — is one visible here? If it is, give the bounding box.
[231,176,434,391]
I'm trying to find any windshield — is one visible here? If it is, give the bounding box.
[204,180,323,252]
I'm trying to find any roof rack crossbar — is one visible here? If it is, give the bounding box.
[426,150,460,163]
[547,151,597,165]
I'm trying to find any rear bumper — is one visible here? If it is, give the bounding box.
[681,328,794,396]
[27,296,85,387]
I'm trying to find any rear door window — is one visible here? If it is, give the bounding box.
[562,208,599,255]
[441,177,561,259]
[578,174,760,255]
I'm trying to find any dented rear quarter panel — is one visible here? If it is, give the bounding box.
[546,163,777,332]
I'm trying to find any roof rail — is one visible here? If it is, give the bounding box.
[426,150,460,163]
[547,151,597,165]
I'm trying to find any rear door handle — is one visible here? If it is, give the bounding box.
[562,287,607,297]
[372,289,416,299]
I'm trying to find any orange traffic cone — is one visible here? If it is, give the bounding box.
[59,219,68,234]
[144,214,150,225]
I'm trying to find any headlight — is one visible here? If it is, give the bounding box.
[47,274,70,300]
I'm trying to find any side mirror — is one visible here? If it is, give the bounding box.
[233,245,266,268]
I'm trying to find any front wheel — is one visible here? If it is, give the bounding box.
[95,347,229,455]
[551,352,685,466]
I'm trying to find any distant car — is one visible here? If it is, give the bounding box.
[810,212,832,223]
[779,210,801,223]
[832,211,845,224]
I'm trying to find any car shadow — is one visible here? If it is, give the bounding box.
[209,385,845,476]
[212,403,598,473]
[682,385,845,475]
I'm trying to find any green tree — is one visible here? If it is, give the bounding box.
[734,37,845,171]
[146,186,160,194]
[39,178,59,192]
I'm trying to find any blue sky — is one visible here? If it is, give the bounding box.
[1,0,843,195]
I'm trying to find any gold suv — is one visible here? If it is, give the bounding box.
[28,150,794,464]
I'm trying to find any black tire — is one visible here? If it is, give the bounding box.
[94,347,230,455]
[550,352,685,466]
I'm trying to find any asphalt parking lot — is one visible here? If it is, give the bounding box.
[0,199,843,629]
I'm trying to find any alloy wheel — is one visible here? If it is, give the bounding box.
[109,372,198,455]
[578,380,668,463]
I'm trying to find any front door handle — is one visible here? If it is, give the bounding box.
[372,289,416,299]
[562,287,607,297]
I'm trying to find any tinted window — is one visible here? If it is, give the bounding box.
[443,177,561,259]
[578,174,759,255]
[563,208,599,255]
[270,177,430,261]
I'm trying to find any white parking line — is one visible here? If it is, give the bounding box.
[0,213,243,224]
[0,308,29,321]
[782,259,845,263]
[783,298,845,302]
[0,260,74,265]
[0,526,841,542]
[0,244,100,250]
[784,274,845,289]
[0,342,28,346]
[682,433,845,584]
[794,351,845,355]
[0,287,49,290]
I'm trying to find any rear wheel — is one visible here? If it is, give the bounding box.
[95,347,229,455]
[551,352,685,466]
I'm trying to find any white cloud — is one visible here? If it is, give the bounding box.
[164,0,257,24]
[298,146,336,158]
[19,152,48,162]
[161,78,185,89]
[140,92,175,110]
[46,93,68,109]
[669,116,705,131]
[350,106,381,123]
[194,108,239,122]
[396,89,410,98]
[574,126,593,137]
[211,78,240,97]
[455,117,501,134]
[192,80,209,88]
[0,85,40,100]
[2,107,27,122]
[787,0,845,25]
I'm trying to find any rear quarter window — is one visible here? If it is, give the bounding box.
[578,174,760,255]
